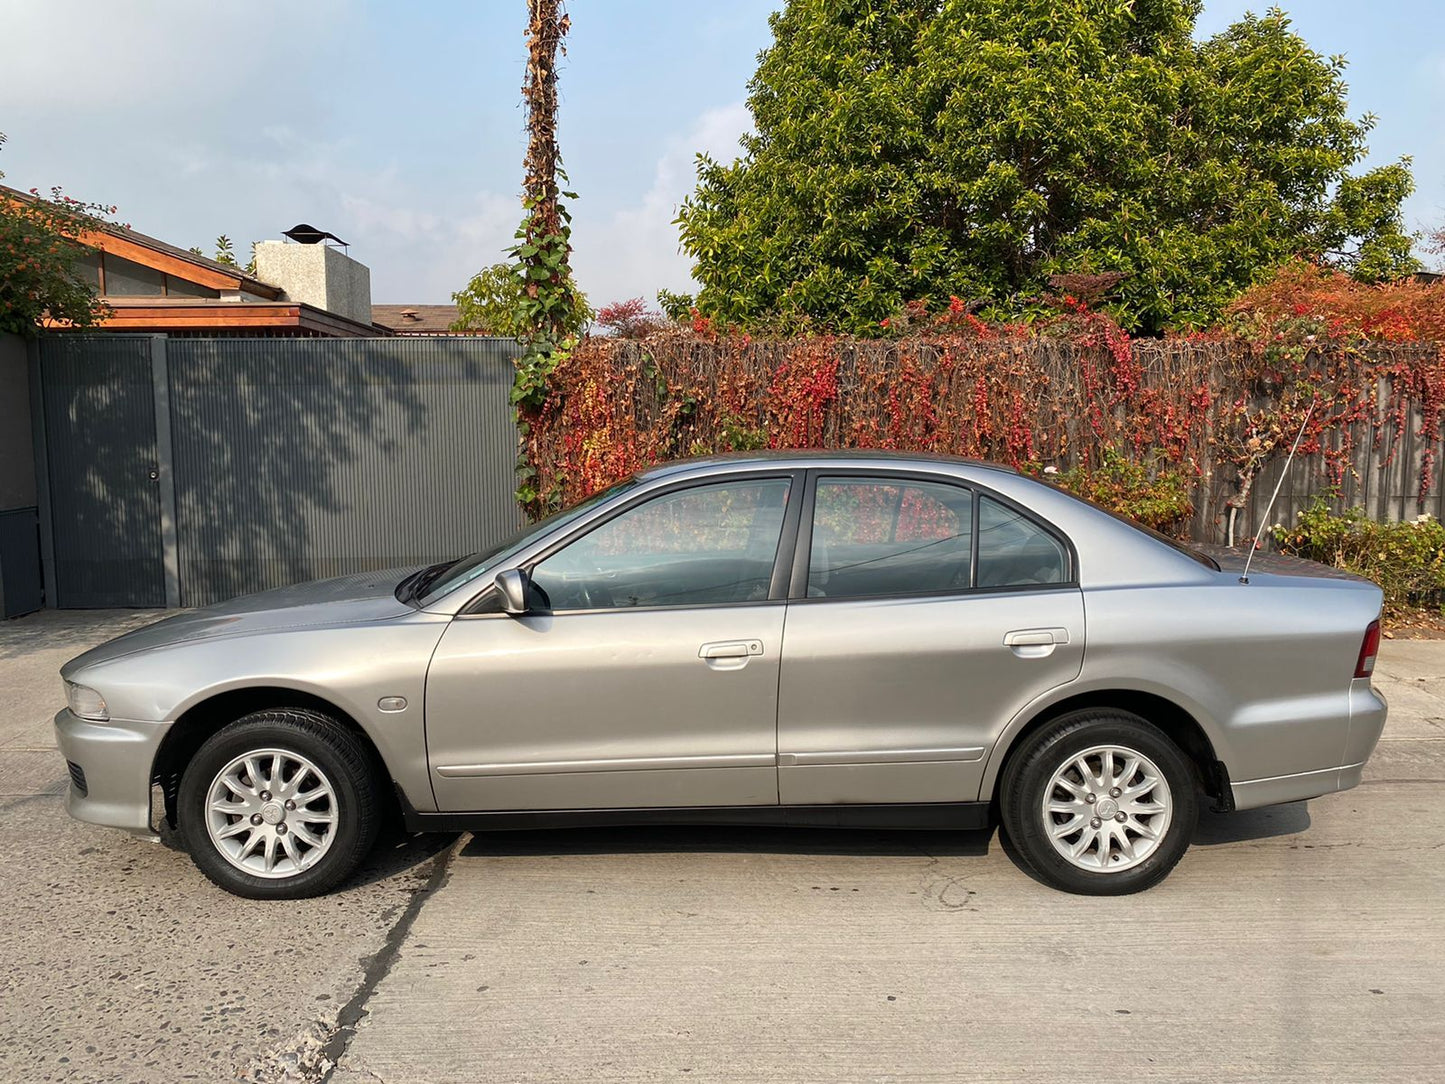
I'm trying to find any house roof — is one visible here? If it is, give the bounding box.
[104,228,283,299]
[6,183,395,337]
[371,304,472,334]
[92,297,389,337]
[2,184,285,299]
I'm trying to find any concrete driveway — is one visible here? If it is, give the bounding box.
[0,610,1441,1083]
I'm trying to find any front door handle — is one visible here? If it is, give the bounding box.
[699,640,764,670]
[1003,628,1069,658]
[699,640,764,658]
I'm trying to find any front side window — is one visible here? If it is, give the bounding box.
[531,479,792,610]
[976,496,1068,587]
[808,478,973,599]
[417,478,641,605]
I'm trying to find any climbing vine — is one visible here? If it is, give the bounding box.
[509,0,588,517]
[521,266,1445,539]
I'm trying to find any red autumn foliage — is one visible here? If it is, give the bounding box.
[594,297,662,339]
[518,264,1445,541]
[1229,260,1445,344]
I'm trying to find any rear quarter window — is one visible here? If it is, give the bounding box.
[1045,482,1219,571]
[976,496,1069,588]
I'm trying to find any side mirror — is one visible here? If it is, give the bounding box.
[493,568,531,615]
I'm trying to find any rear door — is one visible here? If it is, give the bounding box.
[777,471,1085,805]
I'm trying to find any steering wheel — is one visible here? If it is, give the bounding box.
[576,558,621,609]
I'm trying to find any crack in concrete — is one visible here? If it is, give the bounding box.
[316,834,463,1083]
[326,1061,389,1084]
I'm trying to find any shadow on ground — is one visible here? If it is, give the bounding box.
[455,802,1310,864]
[155,817,459,893]
[346,828,459,890]
[1192,801,1310,844]
[462,824,995,859]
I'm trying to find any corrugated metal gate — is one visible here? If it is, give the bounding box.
[36,336,167,607]
[35,335,521,608]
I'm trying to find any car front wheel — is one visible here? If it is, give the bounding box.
[999,709,1198,895]
[178,709,380,899]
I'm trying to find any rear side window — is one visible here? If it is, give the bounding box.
[808,478,973,599]
[976,496,1068,588]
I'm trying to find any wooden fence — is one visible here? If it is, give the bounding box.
[529,333,1445,545]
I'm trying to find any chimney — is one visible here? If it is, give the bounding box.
[253,235,372,325]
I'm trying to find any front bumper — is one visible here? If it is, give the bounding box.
[1229,681,1387,811]
[53,709,168,836]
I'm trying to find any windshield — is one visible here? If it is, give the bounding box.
[1046,481,1220,571]
[412,478,640,605]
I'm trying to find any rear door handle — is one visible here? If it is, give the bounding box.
[1003,628,1069,658]
[699,640,764,670]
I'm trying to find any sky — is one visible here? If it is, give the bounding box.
[1,0,1443,307]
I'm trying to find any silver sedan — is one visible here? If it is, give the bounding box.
[55,452,1387,898]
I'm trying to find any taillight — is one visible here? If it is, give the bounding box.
[1355,619,1381,679]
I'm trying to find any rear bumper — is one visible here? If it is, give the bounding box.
[1230,760,1367,810]
[53,709,167,836]
[1229,681,1387,811]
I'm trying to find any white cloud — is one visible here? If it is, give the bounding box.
[0,0,348,111]
[217,145,520,301]
[293,100,754,305]
[119,118,520,301]
[0,0,752,308]
[340,188,518,302]
[570,102,752,306]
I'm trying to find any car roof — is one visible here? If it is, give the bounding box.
[637,450,1021,482]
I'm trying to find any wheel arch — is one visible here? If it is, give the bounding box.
[151,686,391,829]
[982,689,1231,811]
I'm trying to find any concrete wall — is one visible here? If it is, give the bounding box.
[253,242,373,326]
[0,332,35,511]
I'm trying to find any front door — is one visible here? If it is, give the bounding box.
[425,475,795,811]
[777,474,1085,805]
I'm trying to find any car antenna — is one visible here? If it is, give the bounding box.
[1240,397,1316,586]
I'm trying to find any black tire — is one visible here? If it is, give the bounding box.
[178,709,381,900]
[999,709,1198,895]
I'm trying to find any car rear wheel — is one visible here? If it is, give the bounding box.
[178,709,380,899]
[999,709,1198,895]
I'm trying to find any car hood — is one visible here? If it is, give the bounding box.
[64,567,423,674]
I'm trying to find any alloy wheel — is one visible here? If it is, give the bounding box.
[1041,744,1173,873]
[204,748,339,879]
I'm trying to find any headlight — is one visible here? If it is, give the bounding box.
[65,681,109,722]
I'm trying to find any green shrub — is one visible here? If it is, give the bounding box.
[1055,450,1194,533]
[1273,497,1445,615]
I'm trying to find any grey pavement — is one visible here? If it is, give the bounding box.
[0,610,1440,1083]
[0,611,451,1084]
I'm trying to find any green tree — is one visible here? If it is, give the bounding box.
[655,287,696,322]
[677,1,1418,333]
[189,235,258,275]
[212,234,257,276]
[0,132,112,334]
[451,260,590,337]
